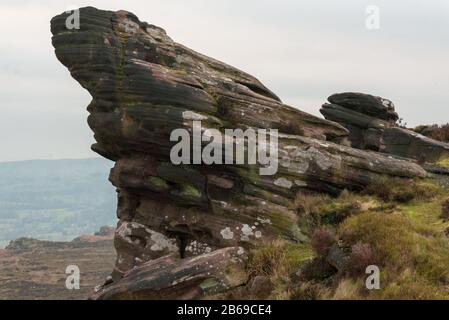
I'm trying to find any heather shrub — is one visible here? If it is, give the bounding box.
[344,242,379,277]
[311,228,336,257]
[428,123,449,142]
[414,123,449,143]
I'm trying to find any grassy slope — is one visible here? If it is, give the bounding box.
[222,176,449,300]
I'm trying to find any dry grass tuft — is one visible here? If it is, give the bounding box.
[441,198,449,221]
[246,240,287,279]
[364,177,437,203]
[295,190,364,232]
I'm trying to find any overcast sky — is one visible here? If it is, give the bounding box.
[0,0,448,161]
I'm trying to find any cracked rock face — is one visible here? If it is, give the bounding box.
[51,7,427,298]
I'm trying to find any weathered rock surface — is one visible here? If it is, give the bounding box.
[382,127,449,163]
[91,246,247,300]
[328,92,398,122]
[51,7,427,299]
[247,275,274,299]
[321,92,449,163]
[321,92,397,151]
[325,243,348,271]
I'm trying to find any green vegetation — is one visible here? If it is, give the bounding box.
[363,176,437,203]
[238,240,314,299]
[228,177,449,300]
[342,213,447,277]
[247,240,313,279]
[295,190,374,233]
[437,157,449,169]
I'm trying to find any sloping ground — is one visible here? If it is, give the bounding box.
[212,176,449,300]
[0,236,115,300]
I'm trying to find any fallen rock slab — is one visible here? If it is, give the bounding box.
[91,246,247,300]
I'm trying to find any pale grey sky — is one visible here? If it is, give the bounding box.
[0,0,448,161]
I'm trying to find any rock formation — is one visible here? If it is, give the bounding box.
[321,92,449,163]
[51,7,427,299]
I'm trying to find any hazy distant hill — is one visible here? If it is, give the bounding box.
[0,158,116,247]
[0,233,115,300]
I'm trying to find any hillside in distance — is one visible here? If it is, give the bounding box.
[0,227,115,300]
[0,158,117,247]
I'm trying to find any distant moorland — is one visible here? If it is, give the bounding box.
[0,158,116,247]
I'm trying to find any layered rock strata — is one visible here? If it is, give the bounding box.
[321,92,449,163]
[51,7,427,298]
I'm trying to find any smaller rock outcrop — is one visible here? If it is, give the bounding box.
[321,92,449,163]
[321,93,397,151]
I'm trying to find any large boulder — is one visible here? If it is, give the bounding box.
[51,7,427,298]
[321,92,398,150]
[328,92,398,122]
[321,92,449,163]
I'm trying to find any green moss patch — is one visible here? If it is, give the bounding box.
[437,156,449,169]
